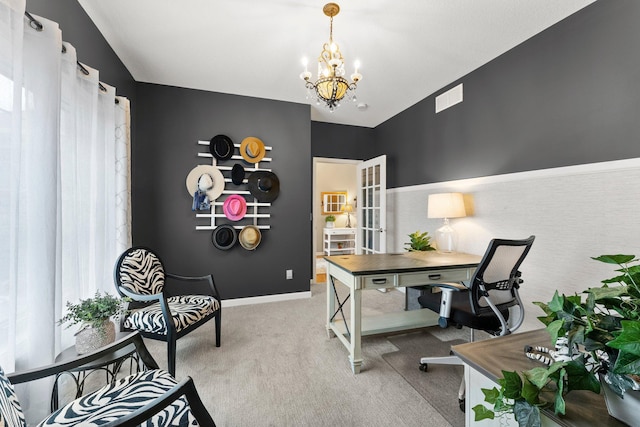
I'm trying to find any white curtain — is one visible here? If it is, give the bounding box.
[0,1,131,422]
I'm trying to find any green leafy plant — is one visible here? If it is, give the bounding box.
[325,215,336,222]
[404,230,435,252]
[58,291,129,334]
[474,254,640,427]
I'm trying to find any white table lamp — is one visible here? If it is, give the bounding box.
[341,203,354,228]
[427,193,466,253]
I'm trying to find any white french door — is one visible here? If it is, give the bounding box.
[356,155,386,254]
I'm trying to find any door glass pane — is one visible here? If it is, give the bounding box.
[373,230,380,252]
[374,208,380,229]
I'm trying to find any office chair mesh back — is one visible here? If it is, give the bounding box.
[116,248,165,296]
[470,237,534,315]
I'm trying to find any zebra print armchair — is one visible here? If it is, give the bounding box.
[114,247,221,377]
[0,332,216,426]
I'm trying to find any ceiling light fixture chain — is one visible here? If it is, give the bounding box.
[300,2,362,112]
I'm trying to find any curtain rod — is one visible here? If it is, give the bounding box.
[24,10,120,104]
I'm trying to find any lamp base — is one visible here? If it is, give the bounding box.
[435,219,458,253]
[345,213,352,228]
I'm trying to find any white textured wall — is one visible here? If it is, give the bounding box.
[388,158,640,331]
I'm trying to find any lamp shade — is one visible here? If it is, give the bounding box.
[427,193,466,219]
[341,204,354,213]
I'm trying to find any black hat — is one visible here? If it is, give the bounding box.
[247,171,280,203]
[211,224,237,250]
[209,135,234,161]
[231,163,245,185]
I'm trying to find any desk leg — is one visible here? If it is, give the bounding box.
[326,277,336,338]
[349,286,362,374]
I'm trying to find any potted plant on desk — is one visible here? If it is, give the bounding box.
[474,253,640,427]
[58,291,129,354]
[405,230,435,252]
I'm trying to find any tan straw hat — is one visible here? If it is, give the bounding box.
[240,137,266,163]
[238,225,262,250]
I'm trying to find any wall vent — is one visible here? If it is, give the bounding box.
[435,83,463,113]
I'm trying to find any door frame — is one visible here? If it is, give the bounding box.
[312,157,361,284]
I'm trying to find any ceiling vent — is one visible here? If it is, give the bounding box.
[435,83,463,113]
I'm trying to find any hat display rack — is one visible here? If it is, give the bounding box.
[188,135,276,251]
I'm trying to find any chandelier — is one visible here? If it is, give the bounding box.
[300,3,362,111]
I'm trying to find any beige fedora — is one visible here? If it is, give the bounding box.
[239,225,262,250]
[240,137,266,164]
[185,165,225,201]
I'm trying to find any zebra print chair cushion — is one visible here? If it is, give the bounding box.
[0,366,27,427]
[38,369,197,426]
[117,248,165,295]
[125,295,220,334]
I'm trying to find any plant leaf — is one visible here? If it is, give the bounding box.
[608,320,640,356]
[564,360,600,393]
[513,400,541,427]
[481,387,500,405]
[472,404,495,421]
[499,371,523,399]
[545,319,565,344]
[592,254,636,265]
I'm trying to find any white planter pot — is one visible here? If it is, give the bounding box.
[325,222,335,228]
[75,320,116,354]
[602,381,640,426]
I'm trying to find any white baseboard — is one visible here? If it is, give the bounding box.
[221,291,312,308]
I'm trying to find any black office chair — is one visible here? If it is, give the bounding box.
[114,247,221,376]
[417,236,535,410]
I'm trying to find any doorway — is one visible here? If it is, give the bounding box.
[312,157,360,284]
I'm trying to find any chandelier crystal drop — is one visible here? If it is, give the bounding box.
[300,3,362,111]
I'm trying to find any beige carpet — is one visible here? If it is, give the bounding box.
[143,283,468,427]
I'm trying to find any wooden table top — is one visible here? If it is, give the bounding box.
[324,251,482,276]
[452,329,625,427]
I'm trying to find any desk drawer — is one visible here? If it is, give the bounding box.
[362,274,397,289]
[399,268,472,287]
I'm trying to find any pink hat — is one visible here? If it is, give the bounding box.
[223,195,247,221]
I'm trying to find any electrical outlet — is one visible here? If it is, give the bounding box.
[286,269,293,280]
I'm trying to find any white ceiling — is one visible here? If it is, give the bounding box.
[78,0,596,128]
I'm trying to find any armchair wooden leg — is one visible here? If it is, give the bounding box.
[168,338,177,377]
[215,310,221,347]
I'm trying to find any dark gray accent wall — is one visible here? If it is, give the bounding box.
[134,83,311,300]
[375,0,640,188]
[311,122,376,160]
[26,0,136,104]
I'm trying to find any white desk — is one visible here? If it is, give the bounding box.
[325,251,481,374]
[452,330,624,426]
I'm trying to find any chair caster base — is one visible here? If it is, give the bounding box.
[419,363,428,372]
[459,398,465,412]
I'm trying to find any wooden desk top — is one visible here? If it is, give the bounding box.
[324,251,482,276]
[452,329,624,427]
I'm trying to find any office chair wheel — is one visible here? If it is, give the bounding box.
[459,398,465,412]
[419,363,428,372]
[438,317,448,328]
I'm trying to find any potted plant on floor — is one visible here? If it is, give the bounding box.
[473,253,640,427]
[58,291,129,354]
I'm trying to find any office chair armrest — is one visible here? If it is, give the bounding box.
[102,376,216,427]
[7,332,158,384]
[424,281,468,328]
[166,272,221,300]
